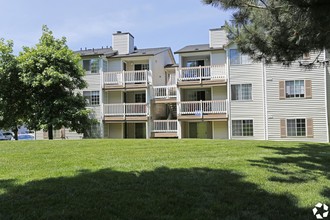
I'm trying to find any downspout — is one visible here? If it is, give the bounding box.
[262,58,269,140]
[323,48,330,142]
[225,48,231,140]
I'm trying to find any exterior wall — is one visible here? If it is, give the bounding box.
[211,51,226,65]
[104,123,123,138]
[112,33,134,55]
[104,91,122,104]
[209,28,228,48]
[266,55,328,142]
[181,55,210,67]
[151,52,166,86]
[327,66,330,139]
[213,121,228,139]
[84,74,100,91]
[230,63,266,140]
[212,86,227,100]
[108,59,122,72]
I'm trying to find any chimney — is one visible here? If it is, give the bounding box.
[112,31,134,55]
[209,26,229,48]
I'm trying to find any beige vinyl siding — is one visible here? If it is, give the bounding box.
[230,63,265,140]
[210,51,226,65]
[84,74,100,91]
[112,34,133,55]
[213,121,228,139]
[209,29,228,48]
[266,52,328,142]
[151,52,166,86]
[326,65,330,139]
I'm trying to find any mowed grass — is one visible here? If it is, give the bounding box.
[0,139,329,220]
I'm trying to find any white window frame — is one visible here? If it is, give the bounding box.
[285,80,305,98]
[82,59,100,74]
[286,118,306,137]
[232,119,254,137]
[231,84,253,101]
[83,91,100,106]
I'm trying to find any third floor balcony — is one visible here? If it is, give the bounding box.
[103,70,151,90]
[177,65,227,86]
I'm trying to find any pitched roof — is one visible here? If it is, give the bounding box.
[75,48,116,57]
[113,47,171,58]
[76,47,171,58]
[175,44,224,54]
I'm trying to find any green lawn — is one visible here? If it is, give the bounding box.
[0,139,329,220]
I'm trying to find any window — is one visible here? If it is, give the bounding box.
[134,64,149,70]
[82,59,99,74]
[186,60,205,67]
[229,49,252,65]
[287,119,306,136]
[232,120,253,136]
[231,84,252,101]
[83,91,100,106]
[285,80,304,98]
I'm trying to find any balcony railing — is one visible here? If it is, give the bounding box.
[103,103,148,116]
[178,100,227,115]
[103,70,150,86]
[153,85,176,99]
[152,120,177,133]
[177,65,226,82]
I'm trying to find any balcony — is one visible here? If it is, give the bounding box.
[153,85,176,103]
[177,65,227,86]
[152,120,178,138]
[103,103,149,121]
[103,70,151,90]
[178,100,228,120]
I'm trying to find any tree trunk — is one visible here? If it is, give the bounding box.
[48,124,53,140]
[13,126,18,140]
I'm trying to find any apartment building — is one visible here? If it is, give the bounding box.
[57,27,329,142]
[77,31,175,139]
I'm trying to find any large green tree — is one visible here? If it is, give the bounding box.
[18,26,91,139]
[202,0,330,62]
[0,39,28,139]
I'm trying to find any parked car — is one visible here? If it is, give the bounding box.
[0,132,7,141]
[18,134,35,141]
[2,131,14,140]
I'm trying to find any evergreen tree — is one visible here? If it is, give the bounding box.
[202,0,330,62]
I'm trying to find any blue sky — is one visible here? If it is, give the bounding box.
[0,0,231,56]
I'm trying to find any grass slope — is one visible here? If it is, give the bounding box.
[0,139,329,220]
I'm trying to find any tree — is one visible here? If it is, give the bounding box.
[0,39,29,139]
[202,0,330,62]
[18,26,91,139]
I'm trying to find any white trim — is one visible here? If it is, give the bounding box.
[226,48,231,140]
[285,118,307,137]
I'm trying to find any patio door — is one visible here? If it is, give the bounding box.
[189,122,208,138]
[135,123,146,139]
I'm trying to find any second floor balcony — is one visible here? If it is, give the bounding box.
[177,65,227,86]
[103,103,149,121]
[103,70,151,90]
[153,85,176,102]
[178,100,228,120]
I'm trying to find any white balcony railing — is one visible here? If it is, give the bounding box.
[177,65,226,82]
[103,70,150,86]
[152,120,177,133]
[153,85,176,99]
[178,100,227,115]
[103,103,148,116]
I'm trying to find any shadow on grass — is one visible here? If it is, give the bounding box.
[0,167,312,220]
[250,143,330,184]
